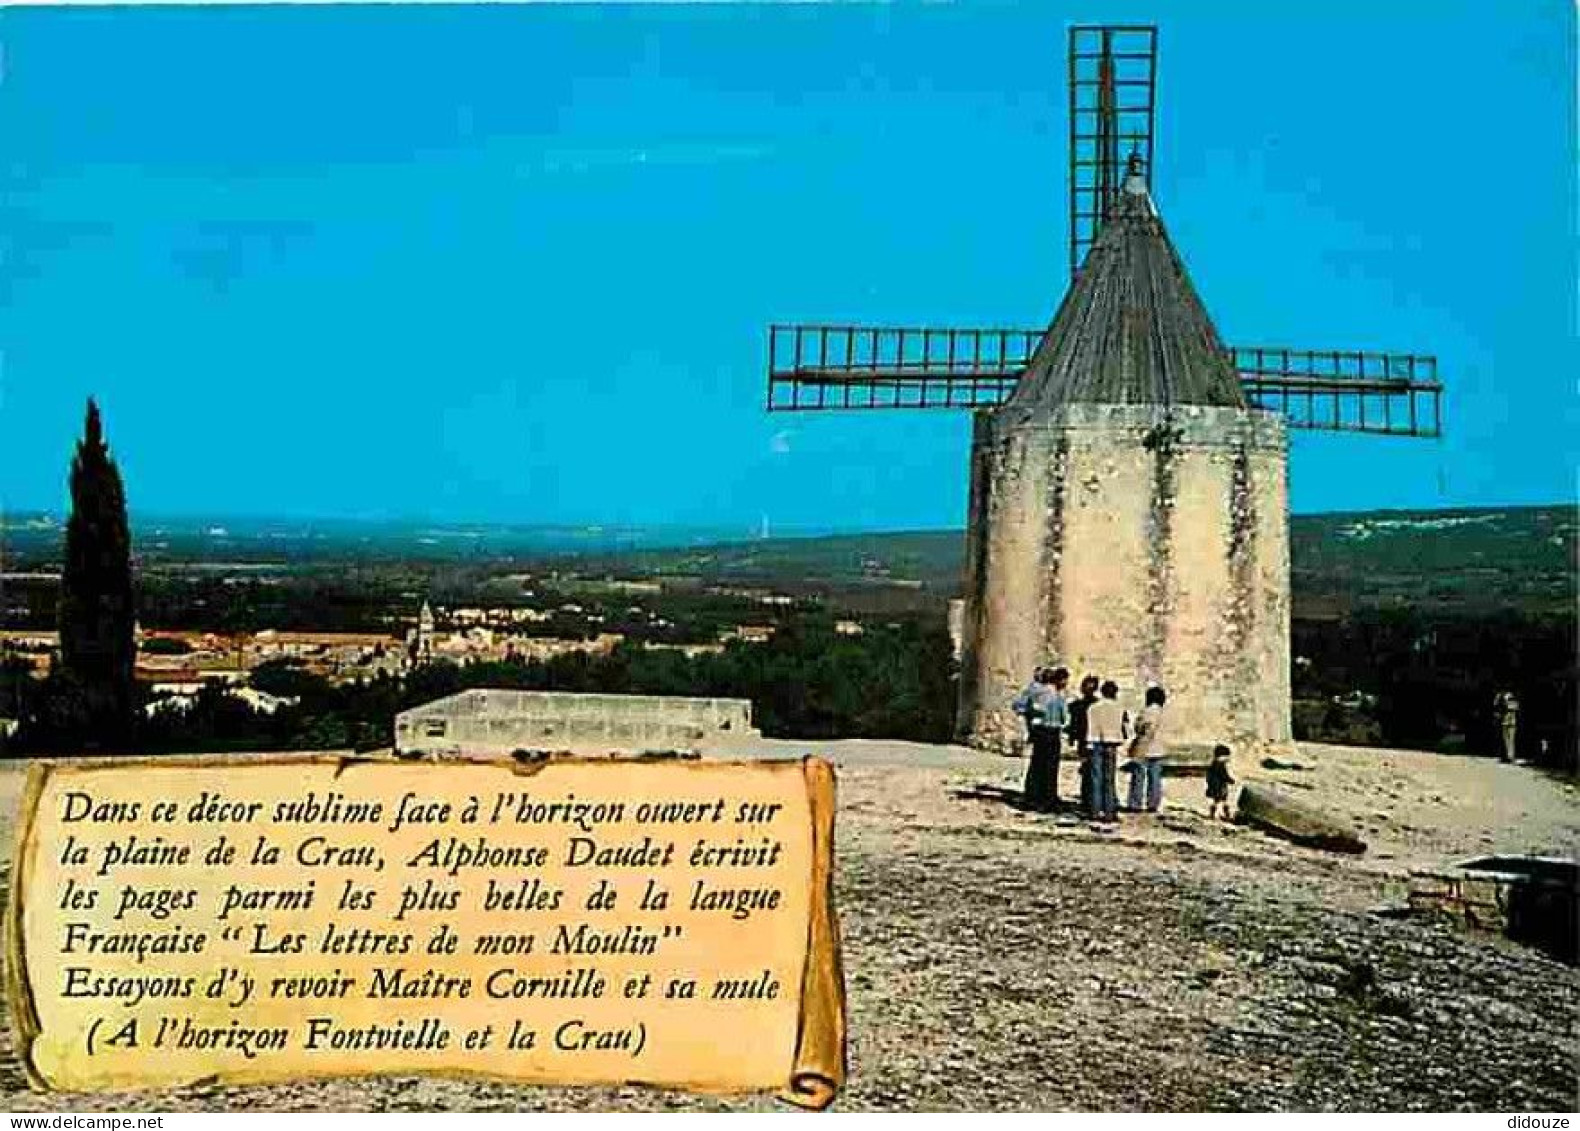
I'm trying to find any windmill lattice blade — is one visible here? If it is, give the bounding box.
[1229,345,1443,437]
[766,324,1035,411]
[1068,24,1157,282]
[767,328,1444,436]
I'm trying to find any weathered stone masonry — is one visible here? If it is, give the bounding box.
[959,404,1290,756]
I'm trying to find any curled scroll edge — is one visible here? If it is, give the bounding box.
[780,756,846,1111]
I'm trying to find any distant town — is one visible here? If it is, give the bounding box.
[0,581,863,721]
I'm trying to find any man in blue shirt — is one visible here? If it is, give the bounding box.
[1012,666,1069,811]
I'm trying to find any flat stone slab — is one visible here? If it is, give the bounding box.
[394,688,760,758]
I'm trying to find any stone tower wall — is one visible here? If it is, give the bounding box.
[957,404,1291,758]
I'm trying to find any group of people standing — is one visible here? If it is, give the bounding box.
[1011,666,1235,823]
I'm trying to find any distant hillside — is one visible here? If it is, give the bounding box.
[4,505,1572,618]
[583,530,967,592]
[1289,506,1575,616]
[0,513,752,565]
[582,505,1577,617]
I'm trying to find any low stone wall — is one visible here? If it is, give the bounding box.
[1408,867,1516,931]
[1409,856,1579,963]
[394,688,760,758]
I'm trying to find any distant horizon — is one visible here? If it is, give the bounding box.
[2,497,1574,543]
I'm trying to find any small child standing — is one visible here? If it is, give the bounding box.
[1206,744,1235,821]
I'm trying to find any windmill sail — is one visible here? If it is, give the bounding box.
[763,23,1443,438]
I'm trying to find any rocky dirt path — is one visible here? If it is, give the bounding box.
[0,745,1574,1112]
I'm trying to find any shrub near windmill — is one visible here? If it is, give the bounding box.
[766,25,1443,758]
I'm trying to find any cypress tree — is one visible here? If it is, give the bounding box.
[57,398,136,748]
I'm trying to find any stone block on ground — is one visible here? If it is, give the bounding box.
[1235,783,1367,854]
[394,688,760,758]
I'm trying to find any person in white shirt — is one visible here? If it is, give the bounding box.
[1084,680,1128,823]
[1124,685,1168,812]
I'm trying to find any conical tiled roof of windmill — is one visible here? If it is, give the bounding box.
[1004,162,1246,417]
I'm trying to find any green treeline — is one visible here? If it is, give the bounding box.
[3,614,959,755]
[4,605,1572,769]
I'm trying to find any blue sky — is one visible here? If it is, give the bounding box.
[2,1,1574,534]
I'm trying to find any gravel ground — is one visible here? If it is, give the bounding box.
[1,744,1575,1112]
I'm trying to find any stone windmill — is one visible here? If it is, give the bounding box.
[765,25,1443,758]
